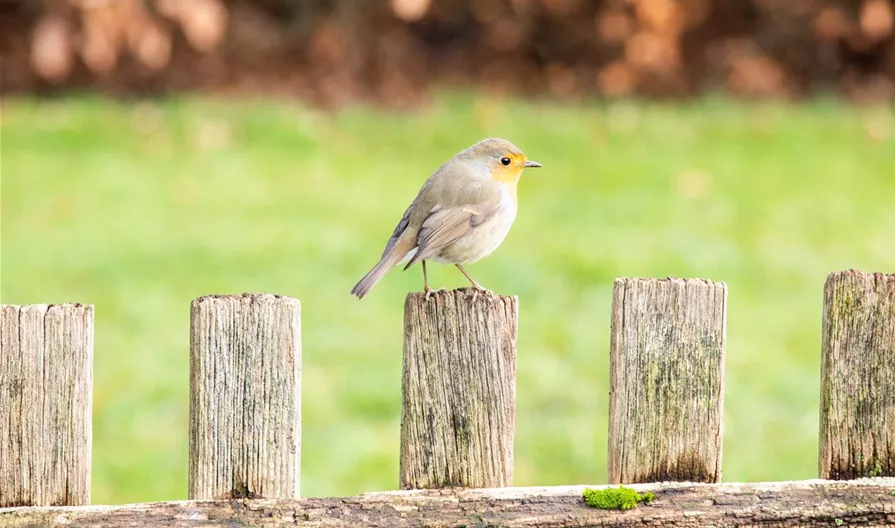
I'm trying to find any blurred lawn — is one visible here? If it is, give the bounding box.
[1,93,893,505]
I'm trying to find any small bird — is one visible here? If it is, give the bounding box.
[350,137,541,299]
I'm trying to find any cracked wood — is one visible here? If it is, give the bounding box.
[1,479,893,527]
[189,294,301,500]
[820,270,895,479]
[400,288,517,489]
[609,278,727,484]
[0,303,93,507]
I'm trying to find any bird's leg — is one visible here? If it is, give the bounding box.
[423,261,445,300]
[455,264,486,290]
[455,264,488,301]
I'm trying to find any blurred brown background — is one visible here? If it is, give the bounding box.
[2,0,894,104]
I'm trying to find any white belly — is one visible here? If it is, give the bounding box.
[431,186,517,264]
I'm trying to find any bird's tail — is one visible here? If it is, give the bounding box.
[350,254,400,299]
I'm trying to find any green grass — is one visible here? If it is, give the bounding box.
[1,92,893,505]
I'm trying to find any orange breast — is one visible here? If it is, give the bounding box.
[491,164,525,184]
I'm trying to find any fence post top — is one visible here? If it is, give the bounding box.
[612,277,727,289]
[0,303,94,310]
[405,287,517,298]
[190,293,301,307]
[825,269,895,282]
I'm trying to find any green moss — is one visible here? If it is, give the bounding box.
[837,292,856,319]
[582,487,655,510]
[868,460,883,477]
[835,518,844,526]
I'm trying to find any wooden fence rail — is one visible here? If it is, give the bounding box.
[2,479,894,528]
[0,269,893,527]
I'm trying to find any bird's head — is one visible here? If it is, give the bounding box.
[462,137,542,183]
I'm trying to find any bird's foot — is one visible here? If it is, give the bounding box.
[424,286,446,300]
[468,282,490,302]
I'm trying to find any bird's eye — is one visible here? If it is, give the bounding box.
[500,157,511,166]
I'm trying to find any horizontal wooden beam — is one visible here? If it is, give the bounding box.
[1,478,893,527]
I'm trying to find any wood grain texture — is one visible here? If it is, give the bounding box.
[820,270,895,479]
[609,278,727,484]
[2,479,894,527]
[0,304,93,507]
[189,294,301,500]
[400,289,517,489]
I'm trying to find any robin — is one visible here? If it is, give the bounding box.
[350,137,541,299]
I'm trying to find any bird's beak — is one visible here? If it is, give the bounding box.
[523,160,542,168]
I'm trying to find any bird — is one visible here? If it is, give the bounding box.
[350,137,541,299]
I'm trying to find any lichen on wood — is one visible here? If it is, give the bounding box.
[608,277,727,484]
[820,270,895,479]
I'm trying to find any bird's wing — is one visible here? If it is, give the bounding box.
[379,201,414,260]
[377,172,446,260]
[403,194,503,269]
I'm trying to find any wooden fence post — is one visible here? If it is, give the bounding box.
[819,270,895,479]
[189,294,301,500]
[608,278,727,484]
[0,303,93,507]
[400,290,517,489]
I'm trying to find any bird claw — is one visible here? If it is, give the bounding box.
[468,284,489,302]
[424,287,446,300]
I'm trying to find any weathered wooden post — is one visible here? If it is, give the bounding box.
[819,270,894,479]
[608,278,727,484]
[400,289,517,489]
[189,294,301,500]
[0,303,93,507]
